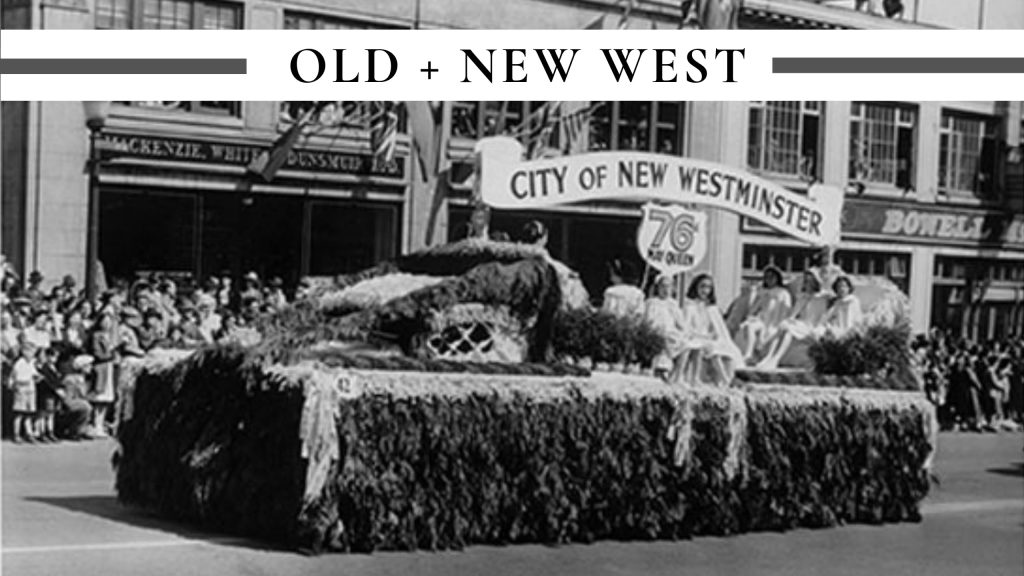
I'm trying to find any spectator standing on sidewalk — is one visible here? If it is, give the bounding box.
[35,347,64,442]
[9,339,40,443]
[89,312,117,437]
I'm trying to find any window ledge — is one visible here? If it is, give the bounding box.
[748,170,813,192]
[110,104,244,130]
[852,182,915,199]
[934,191,994,207]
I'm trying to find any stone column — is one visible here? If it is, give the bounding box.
[686,101,746,302]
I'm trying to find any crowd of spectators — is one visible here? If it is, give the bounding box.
[914,329,1024,432]
[1,256,308,443]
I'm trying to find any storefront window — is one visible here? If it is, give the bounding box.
[309,202,399,276]
[938,110,999,199]
[96,0,241,30]
[588,101,684,155]
[741,245,816,283]
[834,250,910,294]
[748,101,822,179]
[849,102,917,189]
[932,256,1024,340]
[100,190,197,283]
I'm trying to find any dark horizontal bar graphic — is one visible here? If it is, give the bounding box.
[0,58,246,74]
[773,57,1024,74]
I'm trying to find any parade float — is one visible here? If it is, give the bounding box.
[116,138,936,554]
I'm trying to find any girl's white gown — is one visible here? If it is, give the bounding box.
[680,299,744,386]
[643,296,687,372]
[735,286,792,359]
[821,294,864,336]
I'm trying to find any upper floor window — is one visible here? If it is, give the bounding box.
[96,0,241,29]
[283,11,400,30]
[115,101,241,118]
[748,101,822,180]
[849,102,917,190]
[938,111,999,199]
[451,101,538,140]
[587,101,685,155]
[278,101,407,134]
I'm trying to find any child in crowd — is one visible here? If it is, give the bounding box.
[35,347,63,442]
[10,340,40,443]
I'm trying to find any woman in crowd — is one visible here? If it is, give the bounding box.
[756,269,831,370]
[89,312,117,437]
[63,307,88,354]
[734,265,792,365]
[679,274,743,387]
[643,275,688,381]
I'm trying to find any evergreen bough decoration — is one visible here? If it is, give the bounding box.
[808,319,917,388]
[117,347,934,554]
[551,308,665,367]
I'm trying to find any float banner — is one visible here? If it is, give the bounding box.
[477,137,843,246]
[637,203,708,275]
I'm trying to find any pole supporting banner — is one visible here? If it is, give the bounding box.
[476,137,844,246]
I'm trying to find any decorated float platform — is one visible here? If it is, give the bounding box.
[115,236,936,554]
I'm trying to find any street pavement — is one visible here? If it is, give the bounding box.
[2,431,1022,576]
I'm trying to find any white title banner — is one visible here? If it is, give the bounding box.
[1,30,1022,100]
[477,137,844,246]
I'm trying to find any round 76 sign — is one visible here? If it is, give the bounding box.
[637,203,708,275]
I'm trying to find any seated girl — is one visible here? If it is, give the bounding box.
[820,275,863,337]
[756,269,831,370]
[678,274,744,387]
[734,265,792,365]
[643,275,687,381]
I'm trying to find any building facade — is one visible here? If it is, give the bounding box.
[2,0,1023,339]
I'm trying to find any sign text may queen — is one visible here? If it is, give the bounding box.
[477,137,843,246]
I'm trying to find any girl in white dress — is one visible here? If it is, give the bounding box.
[756,269,831,370]
[643,275,687,380]
[735,265,792,365]
[821,276,863,337]
[679,274,744,387]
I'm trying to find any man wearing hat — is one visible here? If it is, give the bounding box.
[51,275,79,313]
[25,271,46,307]
[264,277,288,310]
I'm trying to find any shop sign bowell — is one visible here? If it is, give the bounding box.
[476,137,844,270]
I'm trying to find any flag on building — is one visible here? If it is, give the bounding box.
[370,102,400,164]
[406,101,447,182]
[681,0,742,29]
[248,102,325,182]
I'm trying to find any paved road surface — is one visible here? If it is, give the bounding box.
[3,432,1022,576]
